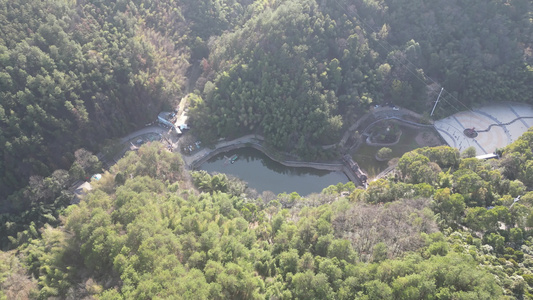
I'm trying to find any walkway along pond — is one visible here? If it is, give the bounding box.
[182,135,366,190]
[199,148,350,195]
[181,106,443,192]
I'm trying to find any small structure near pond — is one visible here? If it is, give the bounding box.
[158,111,189,135]
[343,154,368,186]
[72,181,92,204]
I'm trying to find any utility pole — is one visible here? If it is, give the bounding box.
[430,87,444,117]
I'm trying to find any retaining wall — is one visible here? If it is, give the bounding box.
[188,141,364,187]
[366,131,403,147]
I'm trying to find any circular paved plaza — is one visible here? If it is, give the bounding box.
[434,102,533,155]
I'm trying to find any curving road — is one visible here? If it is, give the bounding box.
[119,125,168,143]
[107,106,427,186]
[181,134,265,167]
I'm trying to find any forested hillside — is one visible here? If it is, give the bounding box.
[189,0,533,156]
[1,0,533,298]
[2,0,531,204]
[0,0,191,201]
[4,130,533,298]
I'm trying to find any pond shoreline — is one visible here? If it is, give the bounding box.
[185,137,364,186]
[183,107,440,187]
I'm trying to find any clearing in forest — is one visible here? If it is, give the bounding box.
[434,102,533,155]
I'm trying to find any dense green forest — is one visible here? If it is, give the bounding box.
[1,0,531,201]
[189,0,533,156]
[0,0,192,202]
[1,0,533,298]
[5,132,533,298]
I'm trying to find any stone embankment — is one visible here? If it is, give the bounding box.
[184,107,434,187]
[366,131,403,147]
[183,135,366,187]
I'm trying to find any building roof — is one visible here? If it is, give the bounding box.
[175,112,189,128]
[72,181,93,204]
[158,111,173,120]
[476,153,499,160]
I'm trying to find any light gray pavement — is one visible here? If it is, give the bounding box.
[180,134,264,167]
[119,125,168,143]
[434,102,533,155]
[100,125,175,167]
[110,102,533,175]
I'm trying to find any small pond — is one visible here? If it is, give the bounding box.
[353,125,443,178]
[198,147,348,196]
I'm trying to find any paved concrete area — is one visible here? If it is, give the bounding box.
[180,134,265,167]
[434,102,533,155]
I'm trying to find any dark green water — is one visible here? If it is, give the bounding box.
[353,126,441,177]
[199,147,348,196]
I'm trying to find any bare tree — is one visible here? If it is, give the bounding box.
[333,198,438,261]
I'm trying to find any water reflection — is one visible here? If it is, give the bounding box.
[198,147,348,196]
